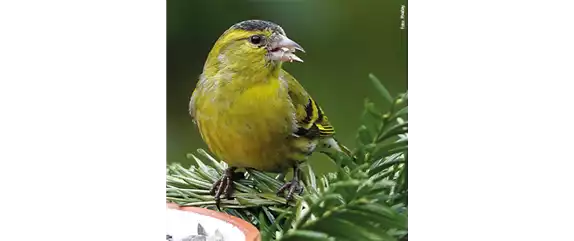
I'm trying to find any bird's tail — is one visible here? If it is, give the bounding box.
[319,137,354,159]
[338,142,353,158]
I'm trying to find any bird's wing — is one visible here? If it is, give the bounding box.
[283,71,335,138]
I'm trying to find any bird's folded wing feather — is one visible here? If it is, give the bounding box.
[283,71,335,138]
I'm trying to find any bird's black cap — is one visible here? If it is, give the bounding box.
[231,20,285,35]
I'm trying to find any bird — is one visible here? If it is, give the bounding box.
[189,20,352,206]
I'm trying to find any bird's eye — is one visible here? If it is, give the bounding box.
[249,35,263,45]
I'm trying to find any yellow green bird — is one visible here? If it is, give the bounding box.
[189,20,351,205]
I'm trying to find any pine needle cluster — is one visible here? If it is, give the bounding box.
[167,74,408,241]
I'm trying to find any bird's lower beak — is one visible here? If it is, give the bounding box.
[268,35,305,63]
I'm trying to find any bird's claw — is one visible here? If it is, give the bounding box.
[210,167,236,209]
[276,179,304,203]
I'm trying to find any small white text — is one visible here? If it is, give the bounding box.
[400,5,406,29]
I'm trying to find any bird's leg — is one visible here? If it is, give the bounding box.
[210,167,237,208]
[276,165,304,202]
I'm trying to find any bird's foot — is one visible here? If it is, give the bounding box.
[210,167,237,209]
[276,178,304,203]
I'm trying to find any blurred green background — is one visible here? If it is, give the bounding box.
[167,0,407,174]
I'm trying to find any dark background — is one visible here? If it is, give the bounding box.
[167,0,407,174]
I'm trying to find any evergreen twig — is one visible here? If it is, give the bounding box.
[167,74,408,240]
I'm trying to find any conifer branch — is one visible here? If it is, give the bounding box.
[167,74,408,240]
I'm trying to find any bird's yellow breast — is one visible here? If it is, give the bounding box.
[194,77,298,172]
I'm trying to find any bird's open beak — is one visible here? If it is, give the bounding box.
[268,35,305,63]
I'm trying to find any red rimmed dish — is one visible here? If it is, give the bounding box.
[167,203,260,241]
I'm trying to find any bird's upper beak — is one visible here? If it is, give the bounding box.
[267,35,305,63]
